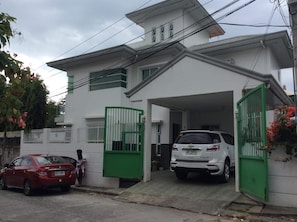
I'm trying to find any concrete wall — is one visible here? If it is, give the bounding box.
[20,129,119,188]
[0,131,21,167]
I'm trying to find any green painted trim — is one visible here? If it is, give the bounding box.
[103,106,144,180]
[237,83,269,201]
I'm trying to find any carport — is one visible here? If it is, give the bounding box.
[125,50,293,195]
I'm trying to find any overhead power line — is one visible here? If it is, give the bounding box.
[50,0,256,99]
[32,0,155,77]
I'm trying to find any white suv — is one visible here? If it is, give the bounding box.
[170,130,235,182]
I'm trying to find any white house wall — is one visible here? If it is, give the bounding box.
[141,8,209,47]
[130,56,263,102]
[20,130,119,188]
[213,48,271,74]
[128,54,174,88]
[189,108,234,134]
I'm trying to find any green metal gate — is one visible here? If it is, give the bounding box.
[103,107,144,180]
[237,84,269,201]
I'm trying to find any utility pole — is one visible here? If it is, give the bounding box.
[288,0,297,112]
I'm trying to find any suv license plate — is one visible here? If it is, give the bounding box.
[186,150,197,155]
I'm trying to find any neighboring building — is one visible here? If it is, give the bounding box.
[21,0,293,191]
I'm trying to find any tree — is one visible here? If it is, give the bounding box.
[0,12,57,132]
[0,13,28,130]
[0,12,60,166]
[19,74,48,130]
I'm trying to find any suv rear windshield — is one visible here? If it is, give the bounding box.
[175,132,221,144]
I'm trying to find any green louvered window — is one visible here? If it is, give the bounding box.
[89,68,127,91]
[68,76,74,94]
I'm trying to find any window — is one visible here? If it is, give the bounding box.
[152,27,156,43]
[142,67,159,81]
[85,118,104,143]
[21,157,32,166]
[10,158,22,167]
[176,132,221,144]
[169,23,174,38]
[68,76,74,94]
[89,68,127,91]
[221,133,234,145]
[160,25,165,41]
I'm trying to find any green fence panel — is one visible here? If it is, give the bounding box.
[103,107,144,180]
[237,84,269,201]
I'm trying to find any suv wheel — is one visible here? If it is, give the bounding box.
[220,159,230,183]
[175,171,188,180]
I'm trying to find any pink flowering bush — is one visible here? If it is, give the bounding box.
[266,105,297,156]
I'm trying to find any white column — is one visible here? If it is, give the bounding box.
[182,111,190,130]
[233,91,240,192]
[143,100,152,182]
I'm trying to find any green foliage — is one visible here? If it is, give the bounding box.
[45,101,58,128]
[0,12,15,49]
[0,12,57,132]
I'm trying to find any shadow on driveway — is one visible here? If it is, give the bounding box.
[116,170,240,215]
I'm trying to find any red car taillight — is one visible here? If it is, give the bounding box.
[207,145,220,151]
[36,169,48,177]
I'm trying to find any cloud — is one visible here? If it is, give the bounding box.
[0,0,294,102]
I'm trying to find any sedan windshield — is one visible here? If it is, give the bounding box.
[36,156,67,165]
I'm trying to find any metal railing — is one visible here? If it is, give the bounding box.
[48,128,72,143]
[23,129,44,143]
[77,126,104,143]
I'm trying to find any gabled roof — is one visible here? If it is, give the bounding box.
[125,50,293,106]
[47,42,186,72]
[190,30,293,68]
[126,0,224,38]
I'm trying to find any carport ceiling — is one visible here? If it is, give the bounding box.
[150,91,233,112]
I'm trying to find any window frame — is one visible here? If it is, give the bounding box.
[68,76,74,94]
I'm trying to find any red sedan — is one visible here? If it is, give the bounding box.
[0,154,77,196]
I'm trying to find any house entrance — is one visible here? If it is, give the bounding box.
[237,84,269,201]
[103,107,144,180]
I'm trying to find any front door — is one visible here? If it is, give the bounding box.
[237,84,269,201]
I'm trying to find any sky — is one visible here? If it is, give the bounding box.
[0,0,293,102]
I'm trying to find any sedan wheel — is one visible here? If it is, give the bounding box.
[220,159,230,183]
[24,180,33,196]
[0,177,7,190]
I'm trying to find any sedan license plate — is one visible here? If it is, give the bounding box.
[185,149,197,155]
[54,171,65,176]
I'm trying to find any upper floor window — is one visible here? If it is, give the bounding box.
[169,23,174,38]
[152,27,156,43]
[160,25,165,41]
[89,68,127,91]
[68,76,74,94]
[142,67,159,81]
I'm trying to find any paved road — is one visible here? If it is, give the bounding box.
[0,188,235,222]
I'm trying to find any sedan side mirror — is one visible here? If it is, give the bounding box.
[4,163,9,168]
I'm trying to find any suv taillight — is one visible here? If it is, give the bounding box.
[207,145,220,151]
[172,144,178,151]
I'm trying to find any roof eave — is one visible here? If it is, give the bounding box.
[47,45,136,71]
[192,31,293,68]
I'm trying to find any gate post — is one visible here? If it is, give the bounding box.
[143,100,152,182]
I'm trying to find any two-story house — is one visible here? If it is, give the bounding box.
[21,0,293,193]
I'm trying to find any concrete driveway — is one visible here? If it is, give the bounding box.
[116,169,240,215]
